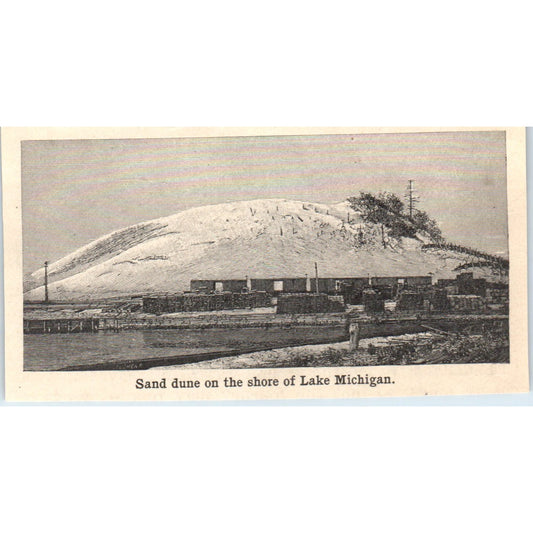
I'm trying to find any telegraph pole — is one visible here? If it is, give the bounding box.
[44,261,49,304]
[405,179,419,219]
[314,262,319,294]
[408,180,414,218]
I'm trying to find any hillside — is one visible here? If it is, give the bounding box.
[24,198,504,301]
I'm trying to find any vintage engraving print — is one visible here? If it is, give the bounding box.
[2,127,528,401]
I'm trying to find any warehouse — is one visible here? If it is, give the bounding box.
[402,276,433,288]
[309,277,368,295]
[332,278,372,304]
[191,275,433,299]
[190,279,249,293]
[250,278,308,293]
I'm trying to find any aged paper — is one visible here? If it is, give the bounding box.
[2,127,528,401]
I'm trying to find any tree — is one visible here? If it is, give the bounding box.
[411,210,443,243]
[348,192,407,247]
[347,191,442,245]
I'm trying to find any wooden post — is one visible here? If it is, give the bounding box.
[44,261,49,304]
[314,262,319,295]
[349,322,360,350]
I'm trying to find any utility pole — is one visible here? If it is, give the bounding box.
[405,179,419,219]
[44,261,49,304]
[314,262,319,294]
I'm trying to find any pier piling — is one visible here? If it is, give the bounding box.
[349,322,360,350]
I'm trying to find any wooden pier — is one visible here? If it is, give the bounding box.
[23,310,508,337]
[24,318,100,334]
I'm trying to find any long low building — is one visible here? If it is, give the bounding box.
[190,276,433,303]
[190,279,249,293]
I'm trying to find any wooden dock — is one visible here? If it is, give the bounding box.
[23,311,508,336]
[24,318,100,334]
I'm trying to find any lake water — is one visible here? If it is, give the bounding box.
[24,326,347,371]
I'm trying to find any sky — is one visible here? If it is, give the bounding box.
[21,131,508,275]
